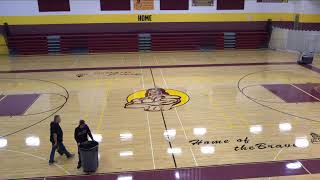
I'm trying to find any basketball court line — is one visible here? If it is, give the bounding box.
[280,84,320,171]
[21,94,41,116]
[2,50,275,62]
[1,60,319,178]
[0,62,296,74]
[236,65,320,175]
[0,149,71,175]
[0,94,40,117]
[139,56,145,89]
[268,149,285,180]
[0,95,5,101]
[174,108,199,166]
[237,69,320,123]
[149,68,177,168]
[159,56,238,131]
[139,55,156,169]
[299,161,312,174]
[237,66,320,174]
[83,90,95,122]
[154,56,198,166]
[160,109,178,168]
[0,78,69,138]
[24,157,320,180]
[146,112,156,169]
[273,149,283,161]
[96,81,109,132]
[290,84,320,102]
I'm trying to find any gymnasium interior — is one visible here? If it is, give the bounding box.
[0,0,320,179]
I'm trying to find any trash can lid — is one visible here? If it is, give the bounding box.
[302,51,314,57]
[79,141,99,150]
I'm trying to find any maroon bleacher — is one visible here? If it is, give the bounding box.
[151,32,224,51]
[60,33,138,53]
[7,35,48,55]
[235,31,268,49]
[7,30,270,55]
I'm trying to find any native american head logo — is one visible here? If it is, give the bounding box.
[124,88,189,112]
[310,132,320,144]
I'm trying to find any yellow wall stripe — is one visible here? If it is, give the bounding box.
[300,14,320,23]
[0,13,319,25]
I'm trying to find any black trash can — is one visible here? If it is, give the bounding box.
[79,141,99,173]
[298,52,314,65]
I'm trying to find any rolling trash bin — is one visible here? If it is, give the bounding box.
[298,52,314,65]
[79,141,99,173]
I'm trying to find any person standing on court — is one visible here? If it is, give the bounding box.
[74,119,95,169]
[49,115,74,165]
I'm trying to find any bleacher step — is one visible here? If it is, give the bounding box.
[223,32,236,49]
[47,35,61,54]
[138,33,151,51]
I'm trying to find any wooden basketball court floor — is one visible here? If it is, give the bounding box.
[0,50,320,179]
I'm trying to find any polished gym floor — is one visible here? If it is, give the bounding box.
[0,50,320,179]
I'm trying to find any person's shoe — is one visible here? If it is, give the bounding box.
[77,164,81,169]
[67,153,75,159]
[49,160,57,165]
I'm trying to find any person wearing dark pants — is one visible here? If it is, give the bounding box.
[49,115,74,165]
[74,120,95,169]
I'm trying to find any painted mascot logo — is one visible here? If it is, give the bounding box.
[125,88,189,112]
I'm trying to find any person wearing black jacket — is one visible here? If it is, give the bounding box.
[49,115,74,165]
[74,119,95,169]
